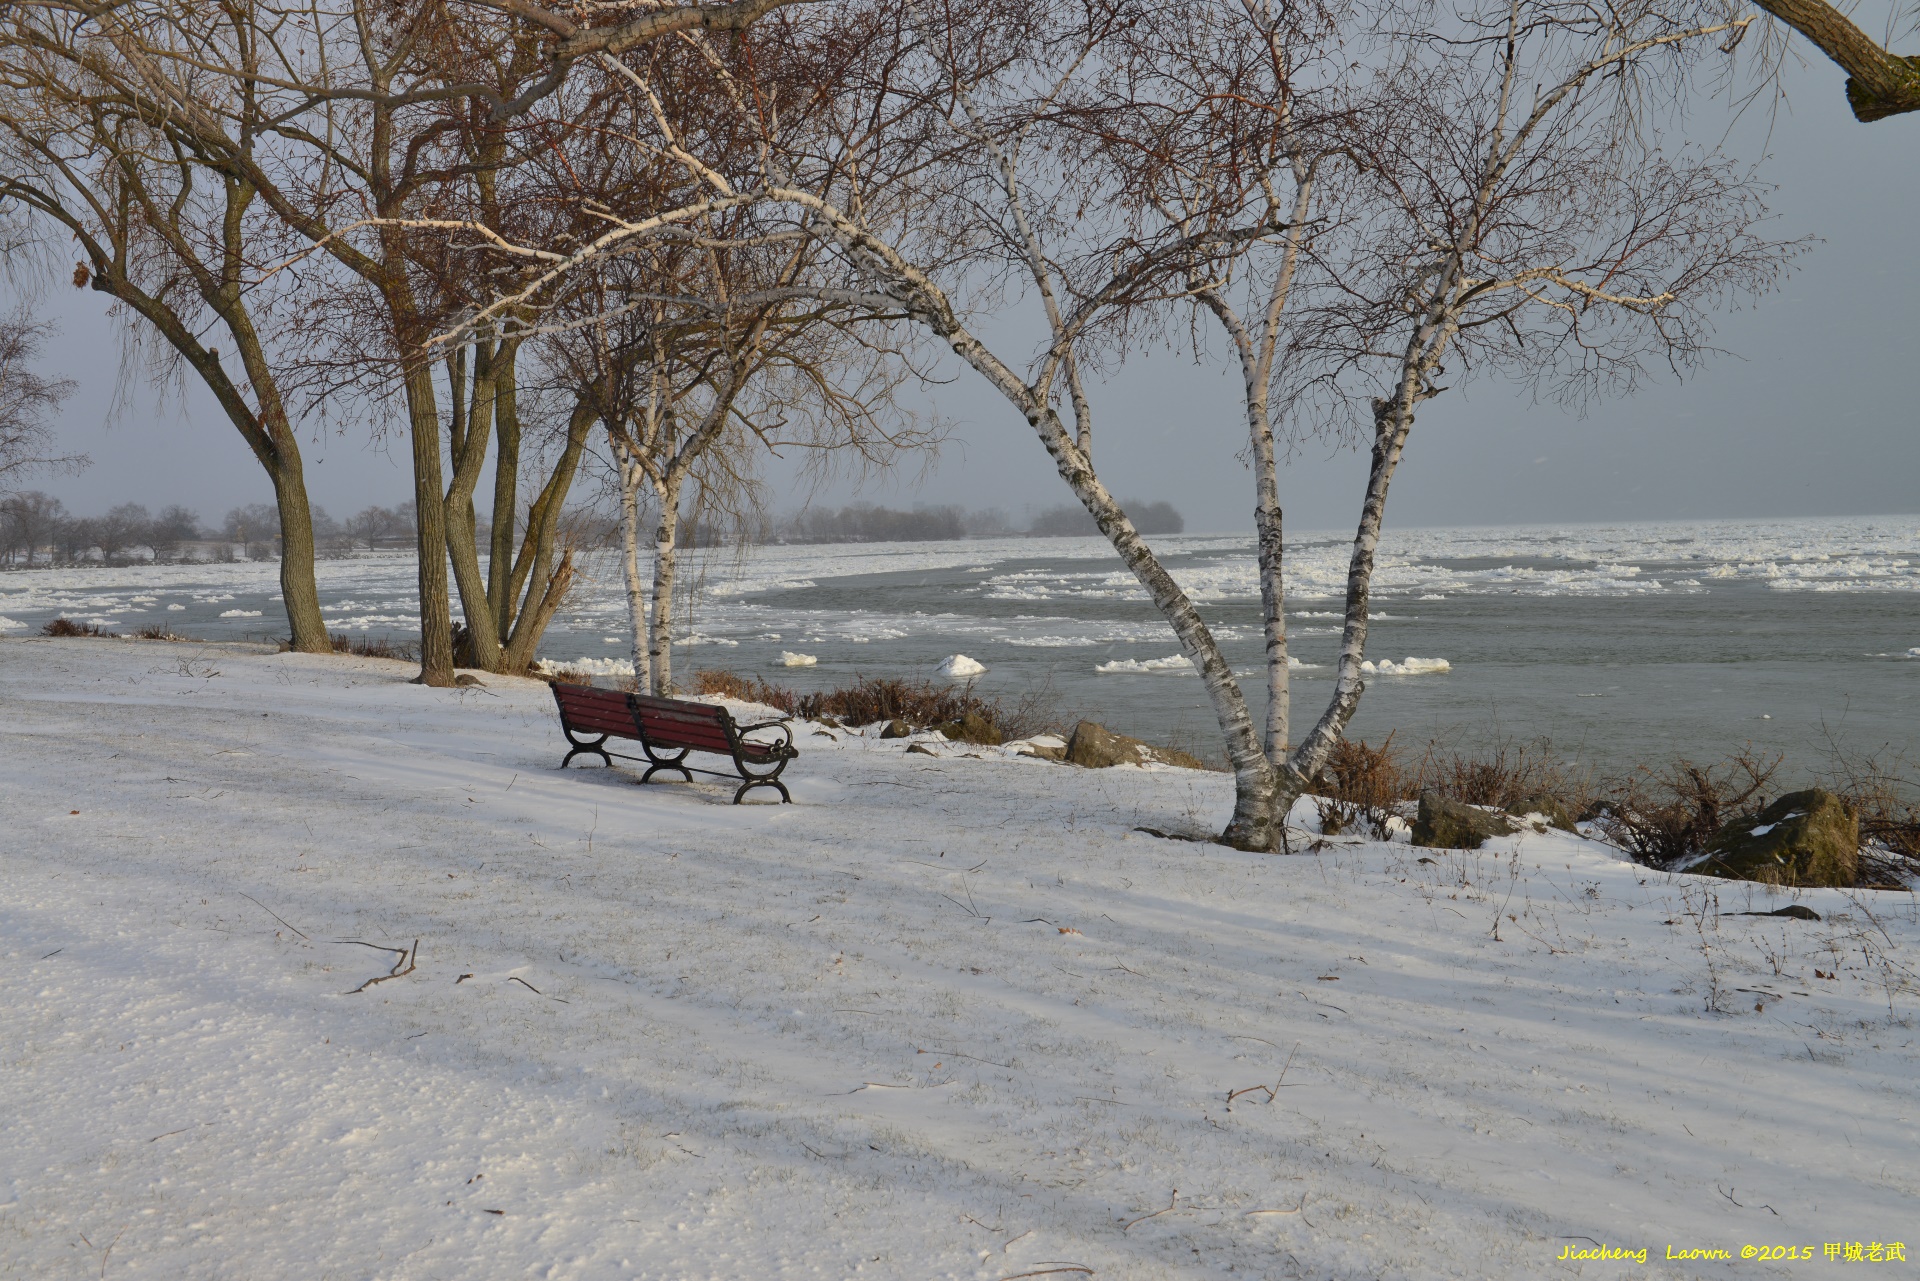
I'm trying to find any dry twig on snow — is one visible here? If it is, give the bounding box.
[338,939,418,994]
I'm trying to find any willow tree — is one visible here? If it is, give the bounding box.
[33,0,810,684]
[0,18,331,648]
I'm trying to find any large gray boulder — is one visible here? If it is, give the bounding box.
[1696,789,1858,888]
[1414,792,1519,849]
[1065,720,1205,771]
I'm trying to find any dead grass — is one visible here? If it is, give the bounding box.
[691,669,1060,740]
[532,664,603,686]
[322,634,417,661]
[41,618,116,637]
[1820,741,1920,887]
[1416,738,1595,814]
[1592,750,1779,869]
[133,623,190,641]
[1309,733,1592,837]
[1311,736,1406,836]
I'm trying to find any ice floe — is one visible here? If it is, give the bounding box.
[1361,656,1451,675]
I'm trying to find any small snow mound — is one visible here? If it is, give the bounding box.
[1361,656,1450,675]
[0,616,26,632]
[937,654,986,677]
[220,609,263,618]
[778,651,818,667]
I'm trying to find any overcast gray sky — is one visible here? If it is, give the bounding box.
[13,53,1919,535]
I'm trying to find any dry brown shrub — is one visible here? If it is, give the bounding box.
[690,669,1061,738]
[1594,751,1779,868]
[1311,735,1405,836]
[693,669,757,700]
[318,634,417,660]
[1415,737,1591,813]
[1820,742,1920,886]
[41,617,114,637]
[134,623,186,640]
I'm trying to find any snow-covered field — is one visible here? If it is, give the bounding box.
[2,637,1916,1280]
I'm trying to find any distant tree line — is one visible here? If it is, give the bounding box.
[0,491,418,567]
[772,499,1182,544]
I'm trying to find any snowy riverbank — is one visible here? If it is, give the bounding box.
[2,637,1916,1278]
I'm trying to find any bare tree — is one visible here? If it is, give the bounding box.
[332,0,1795,848]
[1268,0,1798,818]
[0,313,79,488]
[0,21,332,647]
[0,488,64,565]
[8,0,809,682]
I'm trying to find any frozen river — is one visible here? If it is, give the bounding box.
[5,514,1918,772]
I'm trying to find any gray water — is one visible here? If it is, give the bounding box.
[7,516,1917,775]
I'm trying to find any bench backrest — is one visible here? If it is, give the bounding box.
[551,682,642,738]
[631,694,737,753]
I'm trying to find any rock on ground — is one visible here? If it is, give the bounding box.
[1698,788,1859,888]
[1414,792,1520,849]
[1065,719,1205,770]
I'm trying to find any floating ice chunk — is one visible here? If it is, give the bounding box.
[778,651,818,667]
[220,609,264,618]
[1098,653,1313,674]
[0,616,26,632]
[167,604,185,611]
[1361,656,1451,675]
[1908,647,1920,658]
[937,654,986,677]
[1096,654,1193,674]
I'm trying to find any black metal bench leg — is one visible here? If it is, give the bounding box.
[561,732,612,768]
[733,776,792,804]
[641,761,695,784]
[639,741,694,784]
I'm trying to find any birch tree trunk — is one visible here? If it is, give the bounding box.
[619,460,652,691]
[779,186,1282,848]
[1281,398,1417,798]
[647,470,683,696]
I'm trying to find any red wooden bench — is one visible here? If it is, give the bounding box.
[549,682,798,804]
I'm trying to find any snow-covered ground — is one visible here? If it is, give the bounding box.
[2,637,1915,1280]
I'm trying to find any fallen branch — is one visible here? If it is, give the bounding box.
[241,892,310,941]
[339,939,418,994]
[1000,1268,1093,1279]
[1244,1194,1308,1217]
[1121,1188,1178,1231]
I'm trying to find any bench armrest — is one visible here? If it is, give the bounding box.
[735,719,795,753]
